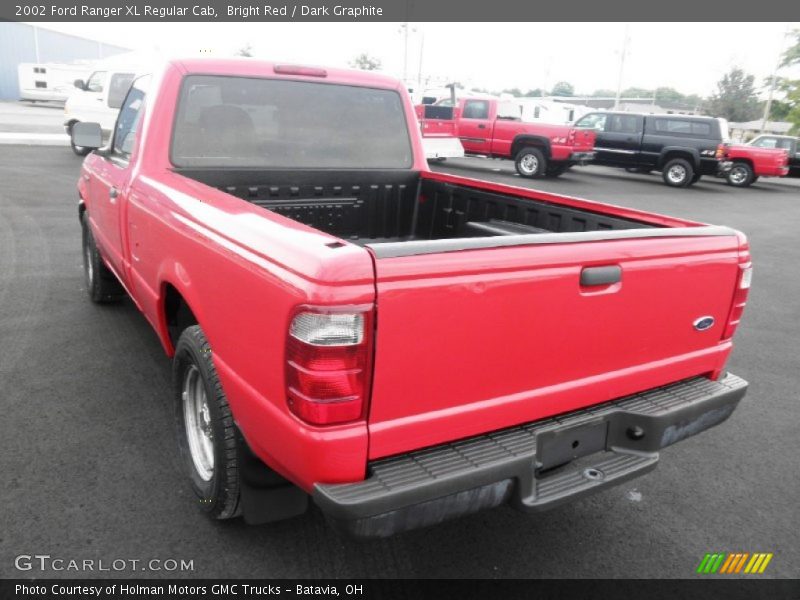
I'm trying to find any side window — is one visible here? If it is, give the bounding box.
[462,100,489,120]
[690,122,712,136]
[652,118,711,137]
[112,75,150,158]
[575,113,607,131]
[108,72,136,109]
[752,137,777,148]
[85,71,106,93]
[608,114,641,134]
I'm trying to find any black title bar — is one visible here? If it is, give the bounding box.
[3,0,800,22]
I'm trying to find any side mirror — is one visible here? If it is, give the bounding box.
[71,122,103,150]
[73,79,86,91]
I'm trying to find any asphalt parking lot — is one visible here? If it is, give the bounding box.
[1,146,798,579]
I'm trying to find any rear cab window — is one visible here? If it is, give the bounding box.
[170,75,413,169]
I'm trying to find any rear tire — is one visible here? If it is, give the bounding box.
[690,173,702,185]
[173,325,242,520]
[661,158,694,188]
[515,147,547,178]
[81,213,125,303]
[727,162,755,187]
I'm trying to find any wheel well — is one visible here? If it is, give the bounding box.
[164,284,198,349]
[511,137,550,159]
[660,151,696,168]
[731,158,754,169]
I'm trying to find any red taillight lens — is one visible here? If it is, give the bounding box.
[722,263,752,340]
[716,144,728,159]
[568,129,576,144]
[285,308,373,425]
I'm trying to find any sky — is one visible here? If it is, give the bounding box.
[33,22,800,98]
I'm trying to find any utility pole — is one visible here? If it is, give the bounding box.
[417,30,425,89]
[761,26,791,133]
[613,24,630,110]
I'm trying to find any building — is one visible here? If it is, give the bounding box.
[0,22,130,100]
[728,120,794,142]
[549,96,702,115]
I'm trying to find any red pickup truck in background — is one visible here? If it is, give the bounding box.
[71,58,750,537]
[721,143,790,187]
[419,97,596,177]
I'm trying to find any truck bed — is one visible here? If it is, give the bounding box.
[175,168,655,249]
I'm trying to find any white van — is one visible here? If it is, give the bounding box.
[63,65,143,155]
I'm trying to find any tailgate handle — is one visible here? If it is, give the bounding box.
[580,266,621,286]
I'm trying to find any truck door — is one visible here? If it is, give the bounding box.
[87,78,147,283]
[600,113,644,167]
[458,99,493,154]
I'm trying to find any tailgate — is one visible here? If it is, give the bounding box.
[366,234,742,459]
[571,127,595,152]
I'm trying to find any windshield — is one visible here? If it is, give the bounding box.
[171,75,413,169]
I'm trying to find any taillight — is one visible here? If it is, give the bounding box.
[716,144,728,159]
[285,307,373,425]
[722,263,752,340]
[568,129,576,144]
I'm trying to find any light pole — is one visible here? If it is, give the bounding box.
[613,24,631,110]
[399,23,417,82]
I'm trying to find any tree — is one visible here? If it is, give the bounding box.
[551,81,574,97]
[591,89,616,97]
[349,53,382,71]
[621,87,653,99]
[653,87,684,103]
[502,87,523,97]
[524,88,545,97]
[705,68,760,122]
[778,29,800,134]
[236,44,253,57]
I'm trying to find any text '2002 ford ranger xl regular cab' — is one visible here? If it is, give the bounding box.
[72,58,751,538]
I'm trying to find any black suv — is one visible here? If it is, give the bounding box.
[575,112,730,187]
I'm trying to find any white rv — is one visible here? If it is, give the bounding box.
[17,62,93,103]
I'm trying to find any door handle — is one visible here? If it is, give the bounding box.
[580,265,621,286]
[477,124,486,129]
[96,98,104,102]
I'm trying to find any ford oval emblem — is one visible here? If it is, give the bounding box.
[693,316,715,331]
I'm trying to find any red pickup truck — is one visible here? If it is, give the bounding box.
[720,143,790,187]
[72,58,751,537]
[419,97,596,177]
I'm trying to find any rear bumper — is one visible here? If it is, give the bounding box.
[314,373,747,538]
[758,166,789,177]
[568,151,595,164]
